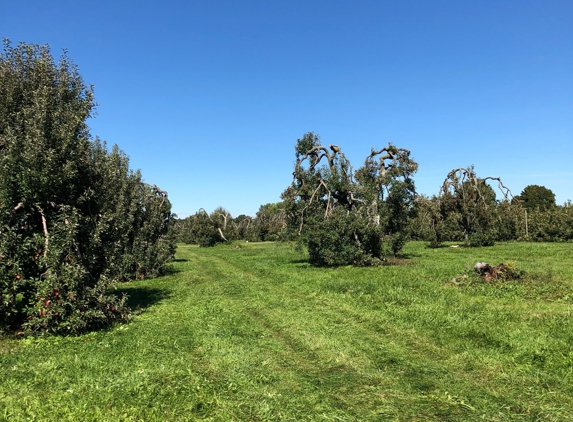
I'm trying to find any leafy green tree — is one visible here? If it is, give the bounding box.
[514,185,556,211]
[252,202,288,241]
[408,195,465,246]
[493,199,522,242]
[355,145,418,256]
[282,132,418,266]
[0,41,174,335]
[172,215,195,244]
[522,205,573,242]
[177,207,233,247]
[412,179,568,245]
[174,204,290,244]
[233,214,254,240]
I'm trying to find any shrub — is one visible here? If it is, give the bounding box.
[306,209,384,266]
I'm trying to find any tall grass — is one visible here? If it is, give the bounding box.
[1,241,572,421]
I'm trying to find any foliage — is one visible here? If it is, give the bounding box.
[174,207,234,247]
[305,207,384,266]
[496,261,522,280]
[0,41,174,335]
[421,167,520,247]
[474,260,523,281]
[173,202,292,245]
[411,194,573,245]
[86,141,175,281]
[492,200,522,242]
[515,184,556,211]
[440,168,498,246]
[233,214,254,241]
[282,132,418,265]
[251,202,289,242]
[409,195,465,246]
[171,215,194,244]
[522,204,573,242]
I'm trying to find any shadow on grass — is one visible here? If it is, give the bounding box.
[291,254,417,267]
[172,258,188,262]
[424,243,450,249]
[400,252,422,259]
[157,263,183,276]
[114,286,172,313]
[423,243,471,249]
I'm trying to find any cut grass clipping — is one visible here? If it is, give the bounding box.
[1,241,572,421]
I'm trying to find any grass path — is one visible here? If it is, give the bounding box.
[1,242,572,421]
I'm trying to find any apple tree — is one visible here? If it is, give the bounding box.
[0,41,174,335]
[282,132,418,266]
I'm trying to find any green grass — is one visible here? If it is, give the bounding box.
[1,241,572,421]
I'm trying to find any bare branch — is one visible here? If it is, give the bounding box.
[297,146,332,168]
[296,178,333,234]
[151,184,168,208]
[368,146,414,179]
[217,227,228,242]
[38,208,49,258]
[198,208,229,241]
[348,191,364,205]
[324,190,332,218]
[12,202,24,213]
[482,176,515,201]
[353,232,362,248]
[215,211,229,229]
[294,144,352,181]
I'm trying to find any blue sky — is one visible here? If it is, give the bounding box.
[2,0,572,216]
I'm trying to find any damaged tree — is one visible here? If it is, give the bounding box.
[430,166,516,246]
[282,132,418,266]
[180,207,234,247]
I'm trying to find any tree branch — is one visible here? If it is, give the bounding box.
[482,176,515,201]
[298,178,331,234]
[13,202,24,213]
[215,212,229,229]
[217,227,228,242]
[38,208,49,258]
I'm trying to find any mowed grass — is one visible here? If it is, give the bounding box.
[1,242,572,421]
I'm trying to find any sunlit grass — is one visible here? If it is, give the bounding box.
[1,241,572,421]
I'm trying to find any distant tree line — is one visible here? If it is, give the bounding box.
[172,202,291,247]
[179,135,571,264]
[409,179,572,245]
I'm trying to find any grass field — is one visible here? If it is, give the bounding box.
[1,241,572,421]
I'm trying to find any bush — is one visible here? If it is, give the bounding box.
[306,209,383,266]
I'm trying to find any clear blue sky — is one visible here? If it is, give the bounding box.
[2,0,572,216]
